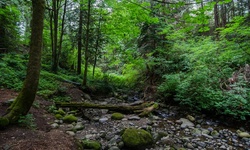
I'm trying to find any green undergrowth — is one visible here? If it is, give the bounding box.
[158,36,250,120]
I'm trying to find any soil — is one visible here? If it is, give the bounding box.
[0,88,78,150]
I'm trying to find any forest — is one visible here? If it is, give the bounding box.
[0,0,250,149]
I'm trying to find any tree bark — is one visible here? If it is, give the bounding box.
[3,0,45,123]
[77,1,83,75]
[83,0,91,86]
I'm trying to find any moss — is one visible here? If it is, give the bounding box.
[0,117,9,128]
[111,112,124,120]
[122,128,153,149]
[55,108,66,115]
[55,114,63,119]
[81,140,101,150]
[63,114,77,123]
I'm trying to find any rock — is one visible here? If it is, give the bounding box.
[109,146,120,150]
[99,117,109,123]
[81,140,101,150]
[211,130,219,138]
[178,118,194,129]
[73,123,84,131]
[238,132,250,138]
[55,114,63,119]
[186,143,194,149]
[191,128,202,136]
[159,136,175,146]
[122,128,153,149]
[111,113,124,120]
[186,115,195,122]
[55,108,66,115]
[128,116,141,120]
[63,114,78,123]
[51,123,59,129]
[66,131,75,136]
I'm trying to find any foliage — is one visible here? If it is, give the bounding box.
[0,54,27,90]
[18,114,37,129]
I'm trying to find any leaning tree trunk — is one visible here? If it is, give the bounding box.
[3,0,45,123]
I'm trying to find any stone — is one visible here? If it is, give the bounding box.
[238,132,250,138]
[178,118,194,128]
[51,123,59,129]
[186,115,195,122]
[211,130,219,138]
[73,123,84,131]
[109,146,120,150]
[66,131,75,136]
[111,113,124,120]
[99,117,108,123]
[56,108,66,115]
[122,128,153,148]
[191,128,202,136]
[63,114,77,123]
[81,140,101,150]
[186,143,194,149]
[55,114,63,119]
[128,116,141,120]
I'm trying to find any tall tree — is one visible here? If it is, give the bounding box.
[47,0,68,73]
[83,0,91,86]
[2,0,45,123]
[77,0,83,75]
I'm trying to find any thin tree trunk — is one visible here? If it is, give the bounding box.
[77,1,83,75]
[83,0,91,86]
[58,0,67,68]
[3,0,45,123]
[214,0,219,28]
[52,0,59,72]
[93,14,101,78]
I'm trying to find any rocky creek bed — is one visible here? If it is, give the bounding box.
[51,97,250,150]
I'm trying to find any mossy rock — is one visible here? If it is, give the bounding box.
[81,140,101,150]
[0,117,9,128]
[122,128,153,149]
[111,113,124,120]
[63,114,77,123]
[55,108,66,115]
[55,114,63,119]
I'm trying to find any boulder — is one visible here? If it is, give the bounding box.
[81,140,101,150]
[63,114,77,123]
[122,128,153,149]
[111,113,124,120]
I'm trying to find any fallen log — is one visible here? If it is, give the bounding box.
[55,101,158,116]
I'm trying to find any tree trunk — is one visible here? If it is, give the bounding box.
[55,101,158,117]
[77,1,83,75]
[52,0,59,73]
[58,0,67,69]
[93,14,102,78]
[214,0,219,28]
[3,0,45,123]
[83,0,91,86]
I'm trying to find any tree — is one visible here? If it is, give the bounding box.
[46,0,68,73]
[77,0,83,75]
[83,0,91,86]
[2,0,45,124]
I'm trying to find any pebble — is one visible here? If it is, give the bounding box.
[99,117,108,123]
[128,116,141,120]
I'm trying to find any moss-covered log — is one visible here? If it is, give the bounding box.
[55,102,158,115]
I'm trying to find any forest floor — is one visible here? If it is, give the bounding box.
[0,89,78,150]
[0,85,250,150]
